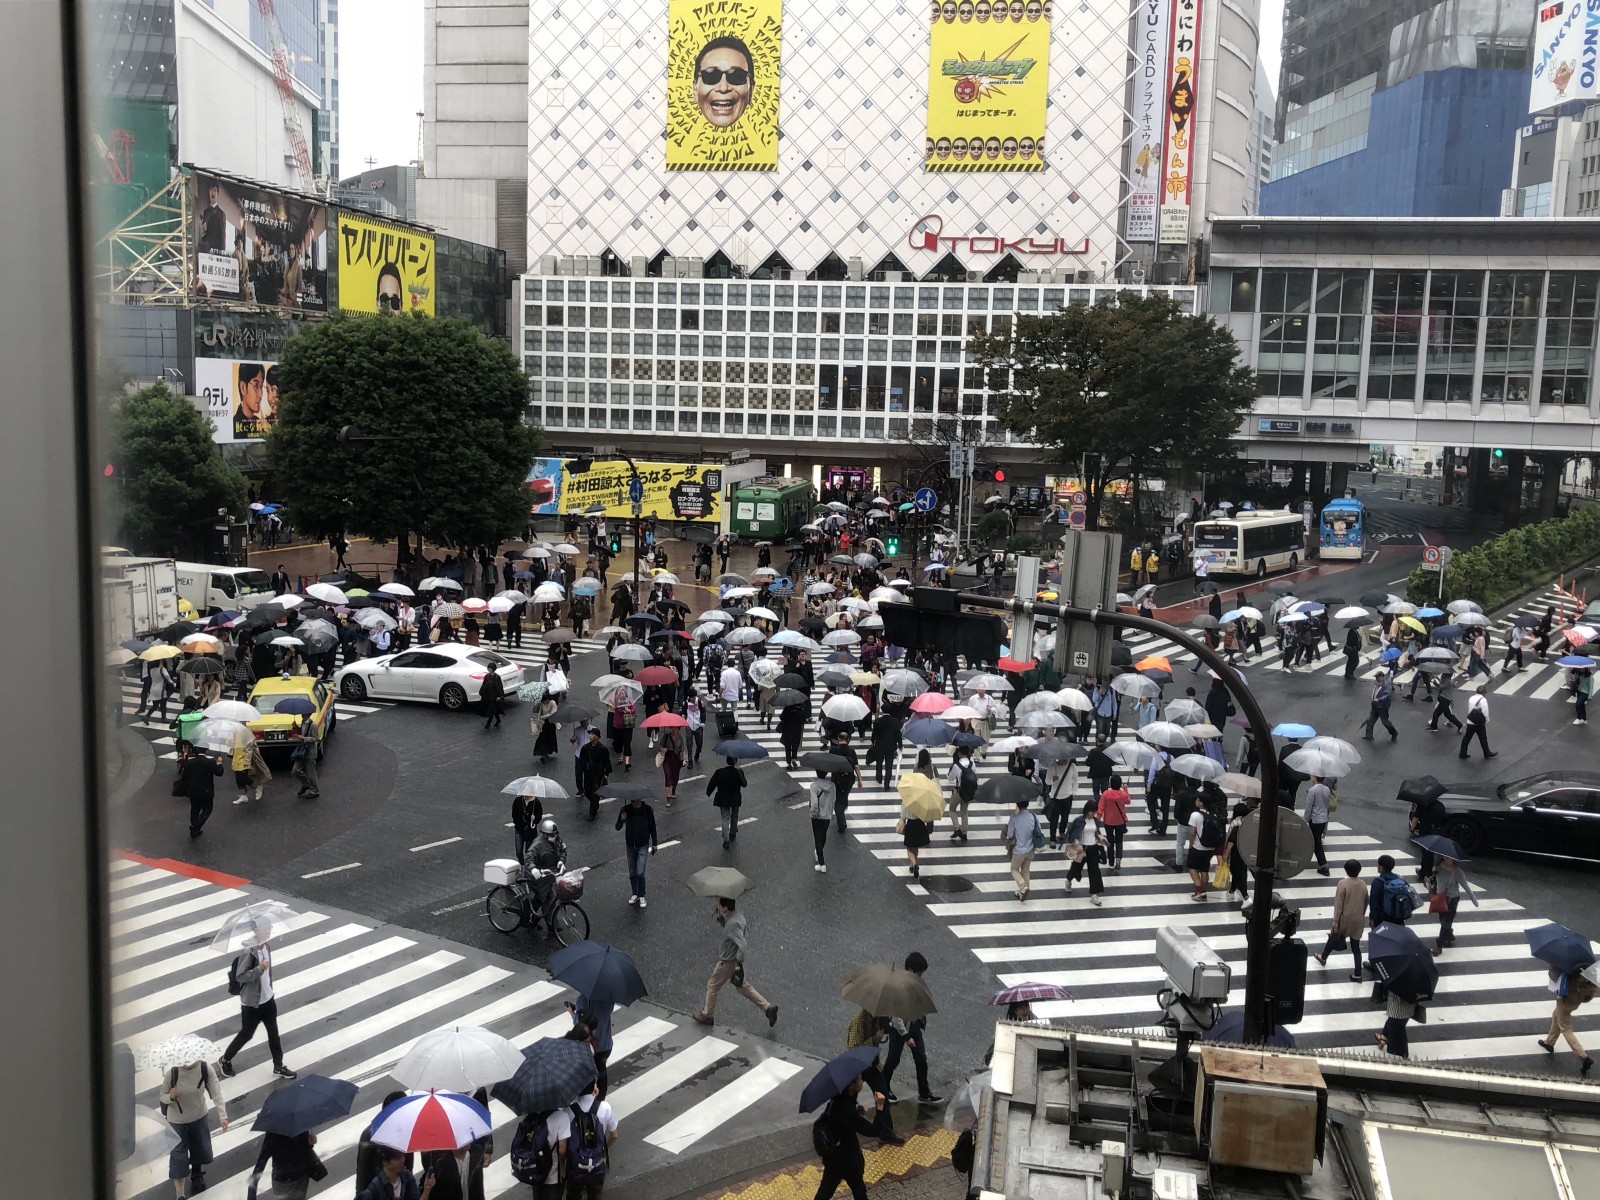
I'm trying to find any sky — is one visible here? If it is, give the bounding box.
[335,0,1288,176]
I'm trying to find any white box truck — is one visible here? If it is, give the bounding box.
[172,562,278,616]
[101,557,180,637]
[103,577,137,647]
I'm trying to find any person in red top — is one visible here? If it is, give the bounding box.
[1097,775,1131,871]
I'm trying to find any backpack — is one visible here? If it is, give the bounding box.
[159,1062,208,1117]
[509,1111,556,1185]
[226,951,255,996]
[812,1110,843,1159]
[1380,874,1419,922]
[567,1102,608,1179]
[1575,974,1600,1006]
[1200,810,1225,849]
[957,762,979,802]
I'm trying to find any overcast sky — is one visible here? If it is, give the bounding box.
[337,0,1287,175]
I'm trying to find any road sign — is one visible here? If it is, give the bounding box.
[628,477,644,505]
[1068,508,1087,529]
[948,444,963,479]
[1238,807,1317,880]
[1072,491,1087,507]
[1439,545,1453,567]
[914,487,939,513]
[1422,546,1441,565]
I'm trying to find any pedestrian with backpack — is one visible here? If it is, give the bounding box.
[1367,855,1418,930]
[1540,969,1598,1075]
[508,1105,569,1199]
[359,1148,433,1200]
[564,1080,618,1198]
[218,938,295,1080]
[1003,795,1044,901]
[813,1071,888,1199]
[945,748,978,842]
[1184,796,1225,901]
[162,1055,228,1197]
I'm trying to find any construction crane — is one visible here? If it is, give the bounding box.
[254,0,317,191]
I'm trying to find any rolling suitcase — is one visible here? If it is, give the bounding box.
[715,704,739,739]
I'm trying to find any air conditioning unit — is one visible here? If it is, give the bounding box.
[539,255,558,274]
[586,256,602,276]
[1019,270,1042,283]
[560,256,578,276]
[885,271,903,282]
[967,270,983,282]
[1075,270,1093,283]
[630,255,648,278]
[848,257,865,280]
[687,257,705,278]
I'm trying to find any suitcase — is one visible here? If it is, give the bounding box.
[715,705,739,739]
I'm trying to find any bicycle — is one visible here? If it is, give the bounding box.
[484,865,590,945]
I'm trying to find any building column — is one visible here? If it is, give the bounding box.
[1330,462,1351,499]
[1465,447,1494,513]
[1307,461,1327,506]
[1537,453,1565,518]
[1503,450,1527,520]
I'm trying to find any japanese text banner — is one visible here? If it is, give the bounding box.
[666,0,783,172]
[925,0,1051,173]
[526,459,725,523]
[336,211,436,316]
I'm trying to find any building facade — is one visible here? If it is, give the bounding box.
[1507,104,1600,218]
[1265,0,1532,217]
[514,0,1256,477]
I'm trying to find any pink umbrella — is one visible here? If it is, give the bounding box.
[640,711,689,729]
[461,598,489,613]
[909,692,953,715]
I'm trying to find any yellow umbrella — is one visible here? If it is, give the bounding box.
[139,645,181,661]
[849,671,881,687]
[898,774,945,822]
[1399,615,1427,634]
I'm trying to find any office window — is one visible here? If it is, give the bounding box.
[818,415,837,436]
[705,283,724,304]
[895,287,915,309]
[680,412,698,431]
[795,414,814,435]
[727,308,746,331]
[1310,270,1368,400]
[1421,270,1480,404]
[747,414,766,434]
[658,282,677,303]
[1481,271,1542,404]
[751,284,771,305]
[612,307,630,328]
[1541,271,1598,405]
[525,280,542,301]
[771,413,790,435]
[1017,288,1039,311]
[1257,269,1314,397]
[703,411,721,432]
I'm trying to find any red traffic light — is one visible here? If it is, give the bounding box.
[994,469,1007,483]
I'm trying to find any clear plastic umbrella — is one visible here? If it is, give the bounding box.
[1110,673,1158,699]
[1137,721,1196,749]
[882,669,928,697]
[500,776,570,799]
[1303,735,1362,764]
[1163,699,1207,726]
[724,627,767,646]
[1284,748,1351,779]
[748,660,783,686]
[1107,740,1162,769]
[1171,753,1223,781]
[1014,693,1065,717]
[192,718,252,754]
[210,900,300,952]
[133,1034,220,1072]
[305,582,348,605]
[1054,687,1093,712]
[203,700,261,723]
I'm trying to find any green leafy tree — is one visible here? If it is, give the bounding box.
[111,383,247,558]
[970,294,1256,531]
[267,314,539,560]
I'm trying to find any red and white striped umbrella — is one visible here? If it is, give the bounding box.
[461,598,489,614]
[369,1090,493,1153]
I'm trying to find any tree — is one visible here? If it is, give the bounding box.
[111,383,248,559]
[267,313,539,559]
[970,294,1256,531]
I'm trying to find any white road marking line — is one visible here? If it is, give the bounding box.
[410,836,464,852]
[301,862,362,878]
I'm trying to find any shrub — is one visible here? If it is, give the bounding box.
[1407,507,1600,610]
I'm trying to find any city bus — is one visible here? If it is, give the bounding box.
[730,476,815,541]
[1319,497,1367,560]
[1191,510,1307,577]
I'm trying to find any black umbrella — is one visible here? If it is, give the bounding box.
[551,703,596,724]
[1316,597,1348,608]
[817,670,853,691]
[799,752,852,773]
[1266,581,1297,595]
[951,731,986,749]
[626,612,662,626]
[1028,741,1086,764]
[1368,922,1438,1002]
[712,739,769,760]
[491,1038,598,1115]
[1343,614,1378,629]
[251,1074,358,1135]
[253,627,287,646]
[976,774,1038,806]
[1190,615,1221,631]
[771,688,808,708]
[598,782,654,802]
[797,617,828,635]
[178,655,225,676]
[1360,589,1393,607]
[774,673,808,691]
[241,605,288,631]
[655,599,691,613]
[1514,614,1543,629]
[159,620,200,643]
[1397,775,1446,805]
[1111,644,1133,666]
[798,1047,880,1114]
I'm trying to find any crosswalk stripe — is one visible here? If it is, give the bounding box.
[643,1057,806,1155]
[607,1036,738,1121]
[110,876,213,913]
[111,888,249,937]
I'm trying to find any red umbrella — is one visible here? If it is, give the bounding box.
[635,665,679,686]
[640,711,689,729]
[909,692,953,714]
[996,656,1036,673]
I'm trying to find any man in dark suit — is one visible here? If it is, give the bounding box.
[179,749,224,838]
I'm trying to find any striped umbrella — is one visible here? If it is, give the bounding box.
[370,1090,493,1153]
[990,982,1073,1005]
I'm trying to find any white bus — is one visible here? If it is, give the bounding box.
[1191,511,1307,578]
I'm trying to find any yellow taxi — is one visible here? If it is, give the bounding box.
[247,676,336,760]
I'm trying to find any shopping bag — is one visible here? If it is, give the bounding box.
[1211,861,1231,890]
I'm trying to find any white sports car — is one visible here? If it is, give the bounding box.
[332,643,523,711]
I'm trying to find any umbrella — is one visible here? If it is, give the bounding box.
[903,718,956,746]
[133,1034,221,1073]
[378,582,416,597]
[1206,1012,1295,1048]
[203,700,260,723]
[1138,721,1195,749]
[160,620,202,642]
[898,774,946,822]
[1012,694,1063,720]
[799,752,853,773]
[392,1027,525,1092]
[1411,834,1468,863]
[635,665,678,686]
[305,582,348,605]
[1415,607,1446,619]
[550,703,596,724]
[551,543,581,556]
[818,669,855,691]
[1382,600,1417,616]
[1417,647,1455,663]
[1217,772,1263,798]
[252,1074,359,1135]
[611,644,652,662]
[370,1090,493,1153]
[1399,615,1427,634]
[355,609,399,631]
[461,598,490,614]
[1054,687,1092,712]
[882,669,928,697]
[773,672,809,691]
[211,900,300,953]
[1271,722,1316,739]
[1284,748,1350,779]
[990,735,1039,754]
[799,1047,883,1114]
[724,627,767,647]
[841,962,938,1020]
[1367,923,1439,1003]
[191,717,251,753]
[1558,656,1597,670]
[180,656,226,675]
[1027,740,1082,765]
[951,731,986,749]
[1302,736,1361,764]
[179,632,222,651]
[975,774,1037,806]
[712,739,769,760]
[719,573,751,586]
[745,606,779,623]
[547,940,648,1008]
[543,629,577,644]
[432,602,465,620]
[823,630,862,648]
[596,680,644,706]
[1277,612,1309,625]
[1164,699,1206,726]
[1135,655,1173,673]
[821,694,870,722]
[687,866,753,898]
[1527,923,1597,974]
[1170,754,1223,781]
[500,776,569,800]
[1185,723,1223,739]
[1110,673,1158,699]
[1107,741,1161,769]
[771,688,808,708]
[640,711,689,729]
[1333,606,1370,620]
[1379,647,1403,664]
[991,982,1074,1005]
[1455,612,1491,627]
[106,647,137,667]
[491,1038,599,1115]
[532,584,566,604]
[910,692,954,715]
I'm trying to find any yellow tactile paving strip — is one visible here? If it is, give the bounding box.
[698,1127,958,1200]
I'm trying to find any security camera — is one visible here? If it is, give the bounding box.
[1156,927,1231,1002]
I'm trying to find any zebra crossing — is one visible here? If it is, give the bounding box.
[712,668,1590,1069]
[111,859,808,1200]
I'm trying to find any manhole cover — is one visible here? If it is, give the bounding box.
[917,874,975,893]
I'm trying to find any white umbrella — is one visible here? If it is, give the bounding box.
[392,1026,525,1092]
[962,673,1012,693]
[270,634,304,648]
[1284,748,1351,779]
[1164,699,1207,726]
[745,607,779,622]
[521,547,552,559]
[838,598,872,613]
[822,694,871,721]
[724,626,766,646]
[531,583,565,604]
[858,614,885,631]
[751,568,780,581]
[1170,753,1223,781]
[487,597,515,615]
[133,1034,221,1073]
[355,609,398,631]
[989,735,1039,754]
[1110,673,1158,699]
[106,647,136,667]
[1054,687,1092,712]
[1333,606,1370,620]
[1455,612,1491,627]
[881,669,928,697]
[611,644,652,662]
[179,632,221,649]
[1235,606,1263,621]
[591,673,627,693]
[1107,740,1162,769]
[1382,600,1417,616]
[210,900,300,952]
[1302,735,1362,764]
[191,717,252,754]
[806,582,837,597]
[378,582,416,597]
[501,776,570,800]
[553,543,581,555]
[823,630,861,648]
[941,704,983,721]
[871,587,908,604]
[1014,693,1065,717]
[1017,712,1065,731]
[432,577,465,591]
[1218,772,1263,798]
[203,700,260,723]
[305,582,348,605]
[724,586,760,599]
[271,594,306,609]
[496,590,532,604]
[1446,599,1482,615]
[1138,721,1196,749]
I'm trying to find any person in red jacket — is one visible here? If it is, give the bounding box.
[1097,775,1131,870]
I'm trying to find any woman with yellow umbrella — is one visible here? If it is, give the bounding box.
[897,768,943,881]
[139,644,182,720]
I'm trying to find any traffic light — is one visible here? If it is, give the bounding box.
[1493,448,1505,459]
[885,536,900,557]
[608,532,622,555]
[972,463,1007,483]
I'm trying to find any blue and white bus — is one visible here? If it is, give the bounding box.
[1318,498,1366,560]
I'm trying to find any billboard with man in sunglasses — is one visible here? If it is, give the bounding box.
[666,0,783,171]
[335,211,436,316]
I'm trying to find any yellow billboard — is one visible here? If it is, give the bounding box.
[665,0,783,172]
[336,212,436,316]
[925,0,1052,173]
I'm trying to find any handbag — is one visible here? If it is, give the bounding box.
[1030,815,1046,852]
[896,818,907,835]
[1428,891,1450,914]
[655,751,666,768]
[307,1154,329,1182]
[1211,861,1232,890]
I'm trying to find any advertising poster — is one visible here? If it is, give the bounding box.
[336,211,436,316]
[192,171,328,310]
[1158,0,1202,244]
[194,357,280,443]
[665,0,783,172]
[1128,0,1171,242]
[925,0,1052,173]
[525,459,725,523]
[1530,0,1600,114]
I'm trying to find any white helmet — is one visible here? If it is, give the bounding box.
[537,817,560,838]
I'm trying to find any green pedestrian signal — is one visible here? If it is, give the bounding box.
[1493,448,1504,459]
[608,533,622,554]
[885,536,900,557]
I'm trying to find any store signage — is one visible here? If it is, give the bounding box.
[1258,418,1301,435]
[1158,0,1203,245]
[1305,421,1327,434]
[1127,0,1171,243]
[1332,421,1355,435]
[909,215,1089,256]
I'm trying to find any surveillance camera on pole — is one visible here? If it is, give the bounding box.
[1152,926,1230,1091]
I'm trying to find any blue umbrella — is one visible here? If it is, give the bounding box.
[572,580,602,596]
[1271,722,1316,739]
[273,695,317,716]
[951,731,987,749]
[547,940,648,1008]
[922,563,948,573]
[711,739,769,761]
[1290,601,1326,615]
[514,570,536,580]
[120,638,152,653]
[626,611,662,625]
[1205,1011,1294,1048]
[1415,607,1446,619]
[903,718,956,746]
[1411,834,1468,862]
[798,1046,881,1113]
[1217,610,1246,624]
[1558,655,1597,670]
[1527,923,1597,974]
[491,1037,598,1115]
[769,577,794,593]
[1430,625,1464,643]
[251,1074,358,1135]
[1368,922,1438,1003]
[1379,647,1403,663]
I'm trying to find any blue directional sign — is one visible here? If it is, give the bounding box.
[914,487,938,513]
[629,477,644,504]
